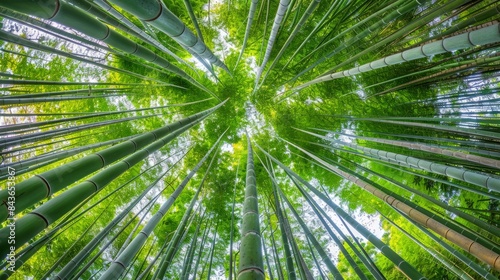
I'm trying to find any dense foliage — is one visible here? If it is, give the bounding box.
[0,0,499,279]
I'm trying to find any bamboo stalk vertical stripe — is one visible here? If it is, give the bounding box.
[237,135,265,280]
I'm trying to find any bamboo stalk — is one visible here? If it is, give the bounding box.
[284,139,500,273]
[237,134,265,280]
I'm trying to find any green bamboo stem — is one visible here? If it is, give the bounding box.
[305,127,500,171]
[33,150,187,279]
[289,0,420,83]
[98,130,226,279]
[283,139,500,273]
[287,174,372,279]
[257,143,427,279]
[0,93,131,105]
[0,23,165,85]
[267,164,297,280]
[269,224,285,280]
[0,135,133,176]
[190,217,212,279]
[0,97,212,117]
[331,138,500,193]
[336,212,387,280]
[322,0,473,74]
[253,0,291,93]
[132,237,157,279]
[41,200,114,279]
[150,203,198,280]
[293,143,500,256]
[0,112,132,134]
[70,0,190,70]
[0,0,206,90]
[54,161,175,279]
[0,213,86,280]
[180,211,206,280]
[0,114,154,151]
[0,79,142,86]
[256,0,270,70]
[317,130,500,160]
[234,0,259,69]
[395,208,498,280]
[1,131,101,158]
[261,226,275,280]
[106,0,228,72]
[369,56,500,98]
[228,158,241,280]
[183,0,204,42]
[0,118,203,258]
[237,134,265,280]
[331,151,500,239]
[380,212,474,280]
[277,182,344,279]
[0,7,116,56]
[357,54,500,98]
[72,198,158,280]
[318,142,500,200]
[306,238,327,280]
[319,187,386,280]
[0,101,225,222]
[135,233,172,280]
[155,149,218,278]
[309,115,500,150]
[309,151,500,255]
[0,97,210,134]
[91,0,195,71]
[205,219,219,280]
[0,87,123,100]
[257,153,362,278]
[0,186,101,276]
[414,5,500,46]
[292,23,500,91]
[332,129,500,157]
[263,201,283,280]
[0,8,190,79]
[261,0,321,85]
[282,0,347,70]
[280,207,314,279]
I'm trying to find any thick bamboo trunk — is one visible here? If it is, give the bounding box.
[237,135,265,280]
[106,0,228,72]
[0,102,225,222]
[0,0,205,89]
